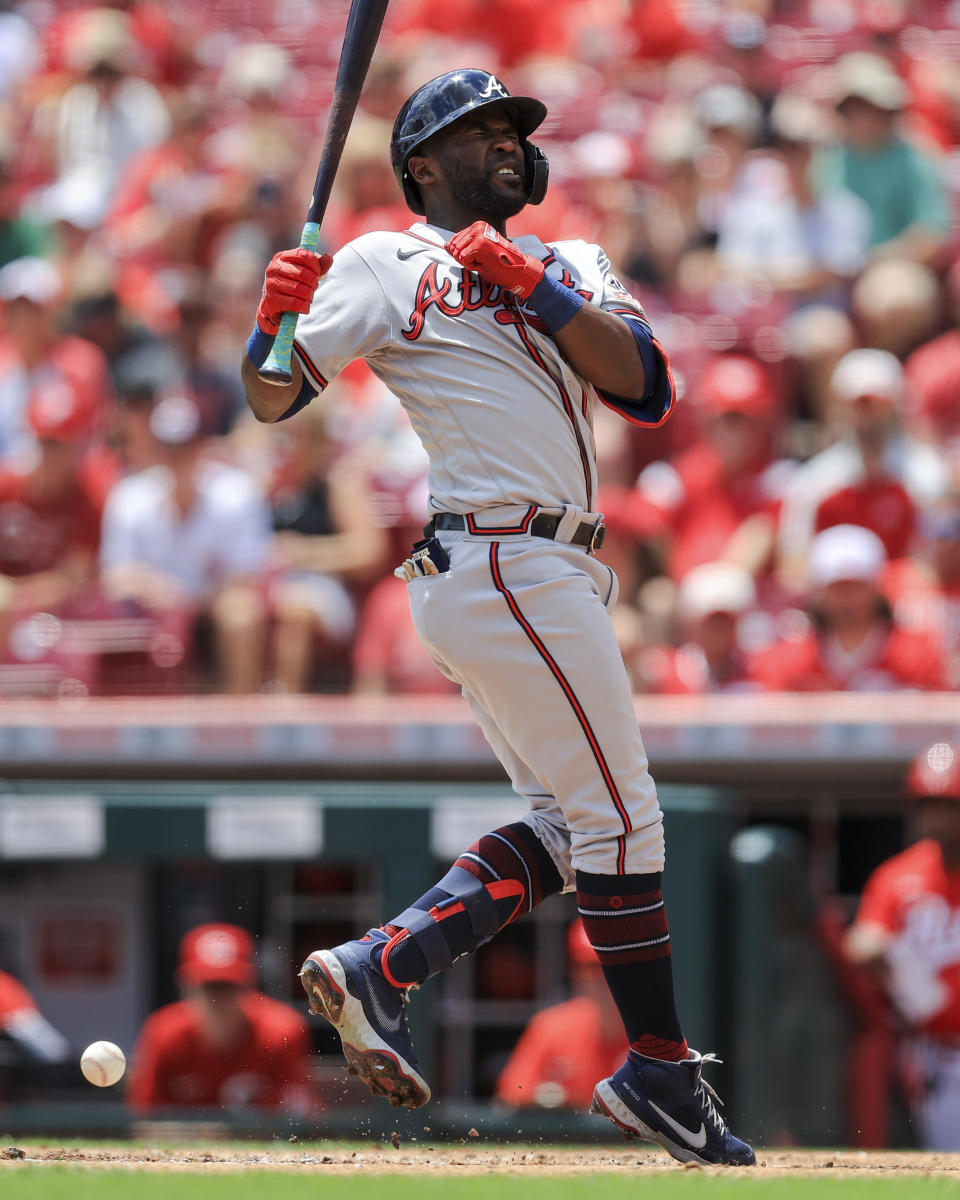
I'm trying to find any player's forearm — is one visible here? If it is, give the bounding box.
[553,305,648,399]
[241,351,304,423]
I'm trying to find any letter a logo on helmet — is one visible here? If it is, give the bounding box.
[390,68,549,215]
[477,75,508,100]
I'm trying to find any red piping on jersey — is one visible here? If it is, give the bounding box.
[293,341,328,391]
[465,506,537,535]
[488,542,630,873]
[511,317,594,510]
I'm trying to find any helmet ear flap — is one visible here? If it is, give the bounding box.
[524,142,549,206]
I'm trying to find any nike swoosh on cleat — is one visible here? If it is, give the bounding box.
[647,1101,708,1150]
[397,246,432,260]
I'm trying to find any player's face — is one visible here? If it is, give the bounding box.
[424,108,527,223]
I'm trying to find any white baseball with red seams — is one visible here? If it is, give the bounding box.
[290,221,673,879]
[80,1040,126,1087]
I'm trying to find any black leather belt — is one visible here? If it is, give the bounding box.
[425,512,606,552]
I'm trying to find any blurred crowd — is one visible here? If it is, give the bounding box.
[1,0,960,697]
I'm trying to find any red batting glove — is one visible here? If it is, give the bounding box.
[256,248,332,335]
[445,222,545,299]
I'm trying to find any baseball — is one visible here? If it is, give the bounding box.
[80,1040,126,1087]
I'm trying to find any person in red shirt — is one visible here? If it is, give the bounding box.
[0,256,110,468]
[884,504,960,689]
[751,524,944,692]
[638,561,759,695]
[126,923,318,1115]
[0,971,70,1064]
[636,354,787,586]
[0,375,102,618]
[845,742,960,1149]
[495,921,626,1110]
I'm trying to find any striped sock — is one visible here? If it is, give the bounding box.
[381,822,563,987]
[577,870,688,1062]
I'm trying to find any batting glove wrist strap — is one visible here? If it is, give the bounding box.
[527,272,585,333]
[256,247,331,335]
[246,325,276,368]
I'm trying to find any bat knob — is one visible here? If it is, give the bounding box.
[258,366,294,386]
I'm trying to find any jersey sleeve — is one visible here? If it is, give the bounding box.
[592,248,676,427]
[287,243,393,414]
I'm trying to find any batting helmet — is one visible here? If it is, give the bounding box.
[906,742,960,802]
[390,69,549,215]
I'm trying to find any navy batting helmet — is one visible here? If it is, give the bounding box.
[390,68,549,215]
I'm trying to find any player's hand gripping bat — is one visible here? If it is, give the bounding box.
[258,0,390,384]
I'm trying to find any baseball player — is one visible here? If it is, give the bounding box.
[241,69,754,1167]
[846,742,960,1150]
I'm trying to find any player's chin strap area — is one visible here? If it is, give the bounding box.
[379,865,525,989]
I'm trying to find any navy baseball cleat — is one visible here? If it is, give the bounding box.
[299,931,431,1109]
[591,1049,756,1166]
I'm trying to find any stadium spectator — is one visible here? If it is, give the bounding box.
[904,258,960,475]
[636,354,787,584]
[844,743,960,1150]
[884,503,960,690]
[127,923,317,1114]
[99,394,271,693]
[0,148,50,269]
[777,349,950,589]
[751,524,944,692]
[0,375,102,619]
[716,92,871,303]
[265,402,387,694]
[817,52,950,267]
[495,920,626,1109]
[0,256,110,467]
[637,561,759,695]
[29,7,170,228]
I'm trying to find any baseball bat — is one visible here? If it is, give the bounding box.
[259,0,390,384]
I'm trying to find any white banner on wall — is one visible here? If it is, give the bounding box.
[207,797,323,859]
[0,795,105,858]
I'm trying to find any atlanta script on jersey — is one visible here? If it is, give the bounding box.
[287,222,673,518]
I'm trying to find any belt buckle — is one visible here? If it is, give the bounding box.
[588,520,606,554]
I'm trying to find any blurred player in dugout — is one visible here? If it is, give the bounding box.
[127,923,317,1115]
[845,743,960,1150]
[496,920,626,1109]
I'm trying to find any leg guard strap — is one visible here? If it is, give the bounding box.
[436,865,501,939]
[389,907,456,977]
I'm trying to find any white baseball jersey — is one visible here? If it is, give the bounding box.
[291,222,669,518]
[290,220,673,879]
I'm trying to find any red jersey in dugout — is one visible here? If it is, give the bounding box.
[495,995,626,1108]
[126,991,316,1113]
[856,839,960,1038]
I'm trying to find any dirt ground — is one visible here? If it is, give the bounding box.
[3,1144,960,1175]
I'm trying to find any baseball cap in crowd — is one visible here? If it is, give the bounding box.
[807,524,886,589]
[834,52,906,113]
[177,924,256,988]
[830,348,904,407]
[0,257,63,306]
[694,84,762,141]
[698,354,775,421]
[678,561,756,623]
[27,377,95,442]
[769,93,830,146]
[906,742,960,803]
[149,395,202,446]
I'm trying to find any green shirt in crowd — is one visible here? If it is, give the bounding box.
[816,135,949,248]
